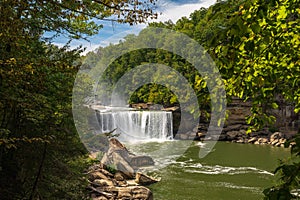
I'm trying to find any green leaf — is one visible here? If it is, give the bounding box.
[271,103,279,109]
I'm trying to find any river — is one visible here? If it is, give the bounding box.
[127,141,290,200]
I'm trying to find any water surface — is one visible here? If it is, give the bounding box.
[128,141,290,200]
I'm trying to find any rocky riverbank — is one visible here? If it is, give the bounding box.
[195,130,295,147]
[88,138,158,200]
[130,102,298,147]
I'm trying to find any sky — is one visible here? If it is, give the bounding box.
[52,0,217,54]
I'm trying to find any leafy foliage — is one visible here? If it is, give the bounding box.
[82,2,300,198]
[0,0,157,199]
[263,133,300,199]
[211,0,300,131]
[83,35,211,117]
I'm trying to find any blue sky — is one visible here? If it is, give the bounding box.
[52,0,217,54]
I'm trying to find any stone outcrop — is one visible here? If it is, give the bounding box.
[100,138,155,179]
[181,97,298,146]
[88,139,159,200]
[88,165,154,200]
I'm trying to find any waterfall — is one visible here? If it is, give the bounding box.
[96,108,173,141]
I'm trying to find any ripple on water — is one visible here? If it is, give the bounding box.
[214,181,262,193]
[178,162,274,176]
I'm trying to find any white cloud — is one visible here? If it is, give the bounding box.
[155,0,217,23]
[61,0,217,54]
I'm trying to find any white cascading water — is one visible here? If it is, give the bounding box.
[96,108,173,141]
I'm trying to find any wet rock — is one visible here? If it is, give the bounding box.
[131,155,155,168]
[135,172,159,186]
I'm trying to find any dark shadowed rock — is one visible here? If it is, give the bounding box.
[130,155,155,168]
[227,131,240,141]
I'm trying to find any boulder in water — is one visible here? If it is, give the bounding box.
[100,138,155,178]
[130,155,155,168]
[135,172,160,186]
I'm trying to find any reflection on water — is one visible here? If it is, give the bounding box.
[126,141,290,200]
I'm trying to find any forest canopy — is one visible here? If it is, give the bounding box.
[1,0,299,199]
[83,0,300,132]
[0,0,157,199]
[81,2,300,197]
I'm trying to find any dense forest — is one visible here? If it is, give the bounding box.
[1,0,299,199]
[0,0,158,199]
[82,0,300,198]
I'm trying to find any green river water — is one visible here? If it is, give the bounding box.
[127,141,290,200]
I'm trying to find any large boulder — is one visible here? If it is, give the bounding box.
[131,155,155,168]
[89,157,157,200]
[112,151,135,179]
[101,138,154,178]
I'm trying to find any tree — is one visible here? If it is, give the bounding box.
[211,0,300,131]
[0,0,158,199]
[262,132,300,199]
[201,0,300,198]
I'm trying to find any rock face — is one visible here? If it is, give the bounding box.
[101,138,155,179]
[88,165,154,200]
[89,139,159,200]
[131,156,155,168]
